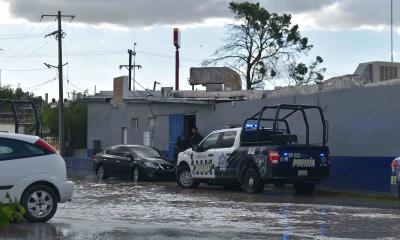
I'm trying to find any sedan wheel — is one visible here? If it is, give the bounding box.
[97,166,106,180]
[21,185,58,222]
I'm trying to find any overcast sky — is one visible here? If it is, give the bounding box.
[0,0,398,99]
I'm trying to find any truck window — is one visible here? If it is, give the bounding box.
[200,133,220,150]
[219,131,237,148]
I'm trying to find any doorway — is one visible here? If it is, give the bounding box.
[168,114,197,160]
[184,114,196,141]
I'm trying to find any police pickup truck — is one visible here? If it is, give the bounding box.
[176,104,330,195]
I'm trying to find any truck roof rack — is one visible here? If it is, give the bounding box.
[241,104,328,146]
[0,99,41,136]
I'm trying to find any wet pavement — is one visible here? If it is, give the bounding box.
[1,171,400,240]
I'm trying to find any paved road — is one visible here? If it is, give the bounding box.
[1,172,399,240]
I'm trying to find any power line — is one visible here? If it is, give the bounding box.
[23,77,56,91]
[0,49,201,62]
[0,40,51,63]
[0,24,54,63]
[2,25,38,53]
[0,35,43,40]
[0,32,45,37]
[68,79,85,92]
[1,67,49,72]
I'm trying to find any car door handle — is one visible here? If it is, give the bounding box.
[208,154,214,157]
[116,160,120,163]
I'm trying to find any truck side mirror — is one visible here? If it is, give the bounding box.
[192,145,199,152]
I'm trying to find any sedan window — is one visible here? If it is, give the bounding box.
[131,146,161,158]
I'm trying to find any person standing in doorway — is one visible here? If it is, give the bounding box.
[174,136,188,161]
[190,126,203,147]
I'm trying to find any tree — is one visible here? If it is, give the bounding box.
[203,2,320,90]
[0,85,42,105]
[41,95,87,149]
[288,56,326,86]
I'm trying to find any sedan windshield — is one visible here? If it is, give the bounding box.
[131,146,161,158]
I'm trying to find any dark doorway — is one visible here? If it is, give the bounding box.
[184,114,196,140]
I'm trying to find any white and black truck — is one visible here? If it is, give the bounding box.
[176,104,330,195]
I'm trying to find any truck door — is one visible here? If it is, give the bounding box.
[213,131,238,180]
[192,132,222,179]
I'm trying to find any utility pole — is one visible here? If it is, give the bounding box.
[0,48,3,87]
[120,43,141,91]
[41,11,75,157]
[391,0,394,62]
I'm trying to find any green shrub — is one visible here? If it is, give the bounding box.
[0,193,26,228]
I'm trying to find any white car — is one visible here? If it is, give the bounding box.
[0,133,74,222]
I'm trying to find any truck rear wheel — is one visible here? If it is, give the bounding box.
[177,165,199,189]
[294,182,315,195]
[242,168,264,194]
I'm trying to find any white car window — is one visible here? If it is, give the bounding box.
[0,145,13,155]
[200,133,221,149]
[0,138,46,160]
[219,131,237,148]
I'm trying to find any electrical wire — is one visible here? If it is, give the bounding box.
[23,77,56,91]
[0,23,55,63]
[0,35,43,40]
[1,25,38,53]
[0,49,201,62]
[68,79,85,92]
[0,32,44,37]
[1,68,49,72]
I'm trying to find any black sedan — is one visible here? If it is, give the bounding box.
[93,145,175,181]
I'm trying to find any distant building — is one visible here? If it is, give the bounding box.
[354,61,400,83]
[86,65,400,163]
[0,113,27,134]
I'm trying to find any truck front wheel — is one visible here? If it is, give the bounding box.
[242,168,264,194]
[294,182,315,195]
[177,165,199,189]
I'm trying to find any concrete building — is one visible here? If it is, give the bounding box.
[354,61,400,83]
[86,66,400,192]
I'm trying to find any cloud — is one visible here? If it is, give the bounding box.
[3,0,398,30]
[6,0,231,27]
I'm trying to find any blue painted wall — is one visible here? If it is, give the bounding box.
[321,156,394,192]
[168,114,184,160]
[64,157,92,171]
[65,155,394,193]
